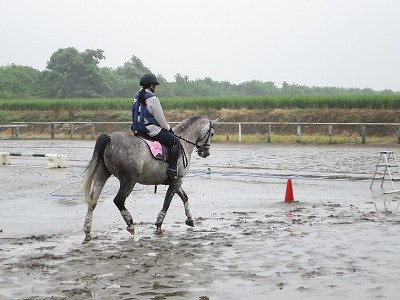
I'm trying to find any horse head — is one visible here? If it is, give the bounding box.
[173,116,218,158]
[195,117,218,158]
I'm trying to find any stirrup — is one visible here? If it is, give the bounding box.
[167,167,178,179]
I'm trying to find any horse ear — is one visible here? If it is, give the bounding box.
[211,118,219,125]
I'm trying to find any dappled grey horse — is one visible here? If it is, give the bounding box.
[83,116,217,242]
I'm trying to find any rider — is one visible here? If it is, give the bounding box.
[131,73,181,179]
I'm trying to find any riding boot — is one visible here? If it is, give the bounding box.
[167,144,179,179]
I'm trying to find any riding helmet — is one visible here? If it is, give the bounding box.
[140,73,160,86]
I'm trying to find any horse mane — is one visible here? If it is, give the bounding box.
[174,115,206,133]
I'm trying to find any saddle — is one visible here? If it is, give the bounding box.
[135,134,170,162]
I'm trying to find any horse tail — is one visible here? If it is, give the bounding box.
[83,133,111,203]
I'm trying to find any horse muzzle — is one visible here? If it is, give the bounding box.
[197,148,210,158]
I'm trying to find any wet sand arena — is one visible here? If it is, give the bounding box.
[1,140,400,299]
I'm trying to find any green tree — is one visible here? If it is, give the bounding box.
[43,47,107,98]
[2,49,398,99]
[112,55,152,97]
[237,80,280,96]
[156,74,176,97]
[0,64,43,98]
[116,55,150,80]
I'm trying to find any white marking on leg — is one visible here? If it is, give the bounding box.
[120,209,133,225]
[184,202,193,220]
[83,210,92,234]
[121,209,135,234]
[83,208,94,241]
[156,210,166,224]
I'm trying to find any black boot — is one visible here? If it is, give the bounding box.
[167,144,179,179]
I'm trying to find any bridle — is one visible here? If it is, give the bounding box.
[174,119,213,153]
[173,119,214,168]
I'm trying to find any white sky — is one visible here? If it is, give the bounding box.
[1,0,399,91]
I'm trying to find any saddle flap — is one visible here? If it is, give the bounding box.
[137,136,169,161]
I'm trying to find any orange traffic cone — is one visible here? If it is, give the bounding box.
[285,179,294,202]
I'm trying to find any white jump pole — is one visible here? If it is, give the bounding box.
[0,152,67,168]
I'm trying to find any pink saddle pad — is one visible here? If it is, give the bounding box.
[141,138,169,161]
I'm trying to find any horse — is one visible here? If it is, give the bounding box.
[82,115,217,242]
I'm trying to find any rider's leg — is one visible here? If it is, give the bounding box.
[167,144,180,177]
[153,129,181,178]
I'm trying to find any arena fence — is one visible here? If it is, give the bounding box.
[4,121,400,144]
[0,124,27,139]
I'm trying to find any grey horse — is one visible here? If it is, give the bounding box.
[82,116,217,242]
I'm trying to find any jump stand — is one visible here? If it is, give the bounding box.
[370,151,400,194]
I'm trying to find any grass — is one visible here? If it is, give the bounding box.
[1,94,400,111]
[212,134,398,144]
[162,95,400,110]
[1,129,397,144]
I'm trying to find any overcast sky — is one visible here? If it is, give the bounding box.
[1,0,399,91]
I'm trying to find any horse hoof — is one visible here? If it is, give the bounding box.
[83,235,92,244]
[126,227,135,235]
[186,219,194,227]
[155,227,163,235]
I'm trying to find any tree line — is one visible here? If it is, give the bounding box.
[0,47,397,99]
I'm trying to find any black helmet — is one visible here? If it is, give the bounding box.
[140,73,160,86]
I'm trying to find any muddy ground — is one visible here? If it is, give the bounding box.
[1,140,400,299]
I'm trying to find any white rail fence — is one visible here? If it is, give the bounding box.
[4,121,400,144]
[0,124,27,138]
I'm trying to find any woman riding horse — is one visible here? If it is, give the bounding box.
[83,115,217,241]
[131,73,181,179]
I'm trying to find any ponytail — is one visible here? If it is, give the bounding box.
[139,88,147,106]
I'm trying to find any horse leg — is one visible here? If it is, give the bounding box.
[155,185,176,234]
[176,187,194,227]
[114,181,136,235]
[83,165,111,242]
